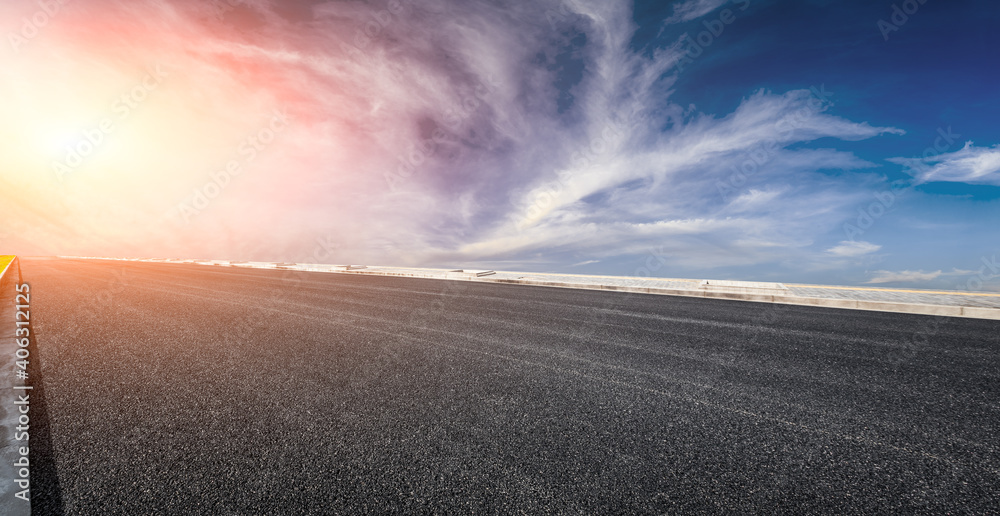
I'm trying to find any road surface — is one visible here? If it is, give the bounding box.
[22,258,1000,514]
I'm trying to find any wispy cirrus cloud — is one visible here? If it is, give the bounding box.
[663,0,732,24]
[889,142,1000,186]
[455,82,901,270]
[826,241,881,257]
[3,0,954,284]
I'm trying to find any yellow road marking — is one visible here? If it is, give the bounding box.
[0,255,14,277]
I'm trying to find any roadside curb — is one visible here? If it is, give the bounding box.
[0,256,31,515]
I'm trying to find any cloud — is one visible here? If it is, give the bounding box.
[0,0,909,278]
[826,241,881,257]
[455,82,901,269]
[663,0,731,24]
[889,142,1000,186]
[866,268,976,284]
[866,270,943,284]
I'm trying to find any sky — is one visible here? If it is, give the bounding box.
[1,0,999,290]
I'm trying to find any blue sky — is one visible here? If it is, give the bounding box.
[2,0,998,290]
[606,0,1000,289]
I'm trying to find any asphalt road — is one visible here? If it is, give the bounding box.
[22,258,1000,514]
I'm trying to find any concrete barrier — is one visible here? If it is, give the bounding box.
[446,270,496,279]
[71,257,1000,320]
[699,280,789,296]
